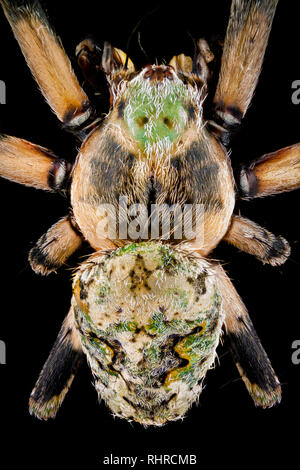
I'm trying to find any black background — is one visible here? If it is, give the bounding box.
[0,0,299,467]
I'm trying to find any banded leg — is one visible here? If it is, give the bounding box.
[223,215,290,266]
[216,264,281,408]
[29,214,83,275]
[0,134,71,191]
[0,0,92,129]
[212,0,278,139]
[29,307,83,420]
[240,143,300,198]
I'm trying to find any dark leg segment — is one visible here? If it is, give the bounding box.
[216,264,281,408]
[29,308,83,420]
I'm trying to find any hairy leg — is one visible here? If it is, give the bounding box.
[215,263,281,408]
[29,307,83,420]
[212,0,278,142]
[223,215,290,266]
[0,134,71,191]
[1,0,92,129]
[29,214,83,275]
[240,143,300,198]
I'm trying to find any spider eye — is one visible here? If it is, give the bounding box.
[144,69,153,79]
[163,117,172,128]
[136,116,149,127]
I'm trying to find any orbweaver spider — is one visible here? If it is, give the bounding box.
[0,0,299,426]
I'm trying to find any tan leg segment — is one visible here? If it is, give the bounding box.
[0,0,91,127]
[29,215,83,275]
[213,0,278,129]
[240,143,300,198]
[29,307,83,420]
[0,134,71,190]
[216,264,281,408]
[223,215,290,266]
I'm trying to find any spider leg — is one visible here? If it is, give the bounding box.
[169,38,214,84]
[216,264,281,408]
[0,0,92,129]
[240,143,300,198]
[223,215,290,266]
[29,214,83,275]
[0,134,71,191]
[76,38,102,86]
[212,0,278,142]
[29,307,84,420]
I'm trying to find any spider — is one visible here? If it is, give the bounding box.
[0,0,299,426]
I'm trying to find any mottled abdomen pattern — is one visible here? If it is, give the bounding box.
[72,242,223,426]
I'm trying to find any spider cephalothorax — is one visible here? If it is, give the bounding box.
[1,0,300,425]
[71,53,235,252]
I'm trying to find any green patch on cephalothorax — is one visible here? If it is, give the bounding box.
[123,77,190,151]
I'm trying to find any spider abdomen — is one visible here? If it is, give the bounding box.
[72,241,223,426]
